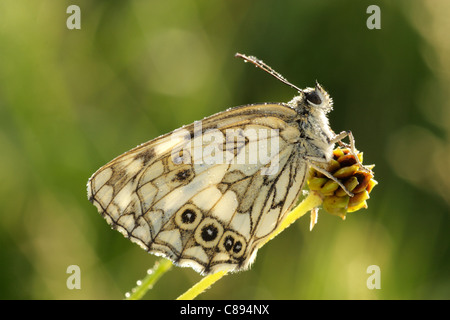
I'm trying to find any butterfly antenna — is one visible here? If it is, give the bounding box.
[235,53,303,93]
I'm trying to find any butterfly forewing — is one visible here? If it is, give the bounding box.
[87,103,309,274]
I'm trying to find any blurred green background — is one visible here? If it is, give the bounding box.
[0,0,449,300]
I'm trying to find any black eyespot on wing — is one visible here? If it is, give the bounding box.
[136,148,155,165]
[201,224,219,242]
[195,218,224,248]
[233,241,243,254]
[223,235,234,251]
[181,209,196,224]
[174,169,192,182]
[174,204,202,230]
[218,230,247,259]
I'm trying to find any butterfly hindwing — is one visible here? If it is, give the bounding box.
[87,103,308,274]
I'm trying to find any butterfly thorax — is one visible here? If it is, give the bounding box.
[288,83,335,165]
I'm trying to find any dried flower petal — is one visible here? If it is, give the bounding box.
[367,179,378,193]
[333,164,359,179]
[323,196,349,219]
[308,177,328,191]
[321,180,340,195]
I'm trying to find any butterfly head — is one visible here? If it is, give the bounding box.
[302,82,333,114]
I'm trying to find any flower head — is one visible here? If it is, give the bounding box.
[307,147,377,221]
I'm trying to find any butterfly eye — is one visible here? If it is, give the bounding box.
[306,91,322,105]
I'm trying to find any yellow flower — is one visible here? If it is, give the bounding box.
[307,147,377,220]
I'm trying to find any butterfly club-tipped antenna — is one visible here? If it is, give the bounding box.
[235,53,303,93]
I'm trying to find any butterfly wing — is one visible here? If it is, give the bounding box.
[87,103,308,274]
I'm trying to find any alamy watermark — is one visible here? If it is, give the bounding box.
[366,265,381,289]
[66,265,81,290]
[66,5,81,30]
[366,5,381,30]
[169,121,281,175]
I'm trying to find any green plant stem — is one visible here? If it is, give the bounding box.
[176,270,228,300]
[125,258,173,300]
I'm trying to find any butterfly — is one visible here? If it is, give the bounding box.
[87,53,360,275]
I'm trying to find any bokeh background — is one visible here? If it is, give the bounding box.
[0,0,449,300]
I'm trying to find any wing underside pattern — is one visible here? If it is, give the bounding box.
[88,104,308,274]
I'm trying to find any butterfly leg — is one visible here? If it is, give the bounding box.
[308,162,354,197]
[331,130,370,172]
